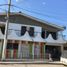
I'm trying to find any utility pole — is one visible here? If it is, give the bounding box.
[2,0,11,60]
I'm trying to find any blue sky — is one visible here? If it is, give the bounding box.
[0,0,67,39]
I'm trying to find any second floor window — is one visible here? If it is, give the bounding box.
[41,28,46,39]
[21,26,26,36]
[21,26,34,37]
[41,30,46,39]
[46,31,57,40]
[28,27,34,37]
[41,28,57,40]
[0,26,5,34]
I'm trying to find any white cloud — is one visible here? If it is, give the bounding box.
[16,0,19,2]
[42,2,46,5]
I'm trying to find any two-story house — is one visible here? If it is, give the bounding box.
[0,12,66,61]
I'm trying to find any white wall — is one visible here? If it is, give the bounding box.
[8,23,42,33]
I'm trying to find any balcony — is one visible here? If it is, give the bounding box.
[0,28,66,44]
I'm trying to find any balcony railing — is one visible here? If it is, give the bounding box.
[5,49,50,60]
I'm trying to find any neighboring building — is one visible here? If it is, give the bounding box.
[0,12,66,61]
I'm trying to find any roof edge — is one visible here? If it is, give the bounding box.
[0,12,65,31]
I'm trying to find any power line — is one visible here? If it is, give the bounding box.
[0,4,8,6]
[0,4,13,12]
[12,5,66,22]
[0,4,66,22]
[0,7,7,12]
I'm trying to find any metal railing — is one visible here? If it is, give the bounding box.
[5,49,50,60]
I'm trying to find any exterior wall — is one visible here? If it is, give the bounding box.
[0,14,65,61]
[8,23,41,32]
[8,23,42,37]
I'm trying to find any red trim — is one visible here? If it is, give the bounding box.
[6,49,10,58]
[40,43,44,59]
[13,49,17,59]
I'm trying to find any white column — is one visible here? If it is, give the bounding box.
[18,41,22,59]
[61,45,63,54]
[44,44,45,59]
[32,43,34,59]
[0,40,3,58]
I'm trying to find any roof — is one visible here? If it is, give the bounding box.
[0,12,65,31]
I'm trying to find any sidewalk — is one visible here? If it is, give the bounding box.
[0,60,66,67]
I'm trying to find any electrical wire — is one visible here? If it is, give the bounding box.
[0,4,8,6]
[0,7,7,12]
[12,5,66,22]
[0,4,66,22]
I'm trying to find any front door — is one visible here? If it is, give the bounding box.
[45,45,61,61]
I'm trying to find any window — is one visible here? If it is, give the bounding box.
[21,26,26,36]
[41,28,46,39]
[64,47,67,50]
[21,26,34,37]
[46,31,57,40]
[28,27,34,37]
[7,43,18,49]
[0,26,5,34]
[13,43,18,49]
[41,31,46,39]
[7,43,13,49]
[51,32,57,40]
[6,43,18,59]
[46,31,49,38]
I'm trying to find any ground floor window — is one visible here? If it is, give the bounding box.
[6,43,18,59]
[34,43,45,59]
[20,42,30,59]
[34,43,40,59]
[5,41,45,60]
[17,41,33,59]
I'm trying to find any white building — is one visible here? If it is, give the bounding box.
[0,12,66,61]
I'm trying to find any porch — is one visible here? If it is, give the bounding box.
[0,39,63,62]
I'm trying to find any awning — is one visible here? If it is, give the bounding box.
[0,29,4,39]
[56,35,66,44]
[33,33,45,42]
[46,34,66,45]
[19,31,32,41]
[8,30,20,40]
[45,34,56,43]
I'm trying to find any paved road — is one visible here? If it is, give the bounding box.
[0,64,66,67]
